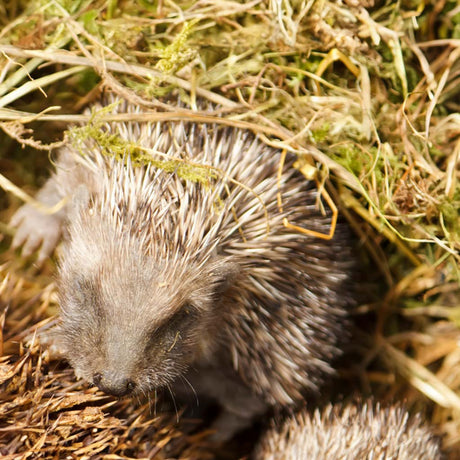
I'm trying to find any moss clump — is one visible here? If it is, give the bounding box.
[67,102,217,187]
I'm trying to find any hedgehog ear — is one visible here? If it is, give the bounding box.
[209,257,239,294]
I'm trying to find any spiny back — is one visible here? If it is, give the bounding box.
[256,402,442,460]
[59,96,357,406]
[74,101,296,267]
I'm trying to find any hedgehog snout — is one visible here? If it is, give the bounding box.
[93,371,136,397]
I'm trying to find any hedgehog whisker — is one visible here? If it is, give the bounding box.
[180,374,199,408]
[167,383,179,423]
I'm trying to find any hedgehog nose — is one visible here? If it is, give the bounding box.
[93,372,136,397]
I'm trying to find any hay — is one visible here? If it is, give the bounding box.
[0,0,459,457]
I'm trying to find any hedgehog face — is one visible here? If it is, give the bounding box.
[57,237,237,397]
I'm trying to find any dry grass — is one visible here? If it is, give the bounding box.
[0,0,459,458]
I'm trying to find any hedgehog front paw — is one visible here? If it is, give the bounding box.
[10,204,63,265]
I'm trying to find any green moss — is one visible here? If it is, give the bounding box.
[332,144,383,181]
[77,68,100,93]
[155,20,198,74]
[311,122,330,143]
[149,159,216,187]
[67,102,217,187]
[123,77,176,98]
[440,200,460,235]
[80,9,99,34]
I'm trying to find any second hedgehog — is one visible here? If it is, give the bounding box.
[11,97,356,436]
[255,402,442,460]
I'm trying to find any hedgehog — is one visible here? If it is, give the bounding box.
[10,96,357,437]
[255,401,442,460]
